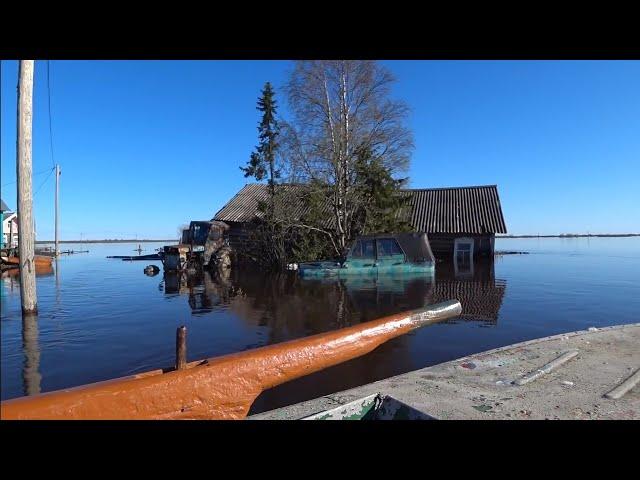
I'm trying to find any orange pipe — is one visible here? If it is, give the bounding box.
[1,300,461,420]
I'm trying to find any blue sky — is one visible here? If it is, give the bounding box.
[1,60,638,239]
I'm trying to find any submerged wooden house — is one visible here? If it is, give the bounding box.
[212,184,507,260]
[404,185,507,258]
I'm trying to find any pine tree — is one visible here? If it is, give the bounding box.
[240,82,287,269]
[241,82,280,203]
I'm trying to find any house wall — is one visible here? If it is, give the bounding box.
[3,233,19,246]
[2,217,18,247]
[222,221,496,261]
[225,221,260,263]
[427,233,495,258]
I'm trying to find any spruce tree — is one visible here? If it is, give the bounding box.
[240,82,286,269]
[241,82,280,204]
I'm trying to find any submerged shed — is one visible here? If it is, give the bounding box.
[403,185,507,258]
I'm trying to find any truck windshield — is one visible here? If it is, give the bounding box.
[190,223,210,245]
[351,239,375,258]
[377,238,404,257]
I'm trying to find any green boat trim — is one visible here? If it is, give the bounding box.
[299,232,436,277]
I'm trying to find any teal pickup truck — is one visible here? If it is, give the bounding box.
[298,232,436,277]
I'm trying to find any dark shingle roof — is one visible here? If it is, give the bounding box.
[0,199,9,212]
[213,183,507,234]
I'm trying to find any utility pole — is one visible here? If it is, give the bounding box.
[55,164,60,255]
[16,60,38,314]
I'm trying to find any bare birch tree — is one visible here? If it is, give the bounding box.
[284,61,414,256]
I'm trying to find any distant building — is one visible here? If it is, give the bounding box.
[1,199,18,248]
[212,184,507,259]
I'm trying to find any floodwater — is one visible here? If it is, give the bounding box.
[1,237,639,414]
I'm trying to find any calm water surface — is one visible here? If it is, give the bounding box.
[1,238,639,413]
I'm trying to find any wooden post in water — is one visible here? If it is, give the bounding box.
[16,60,37,314]
[176,326,187,370]
[22,312,42,396]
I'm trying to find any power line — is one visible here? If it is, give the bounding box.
[2,168,55,187]
[46,60,55,169]
[33,166,55,197]
[0,62,57,191]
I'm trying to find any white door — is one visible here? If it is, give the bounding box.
[454,237,474,276]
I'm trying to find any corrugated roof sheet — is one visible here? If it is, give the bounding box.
[212,184,335,227]
[403,185,507,234]
[213,183,507,234]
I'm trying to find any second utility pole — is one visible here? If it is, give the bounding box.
[55,164,60,256]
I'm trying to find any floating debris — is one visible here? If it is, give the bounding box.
[473,404,493,412]
[144,265,160,276]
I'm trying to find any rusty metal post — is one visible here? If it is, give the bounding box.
[176,326,187,370]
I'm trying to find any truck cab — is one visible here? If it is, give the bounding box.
[163,221,229,271]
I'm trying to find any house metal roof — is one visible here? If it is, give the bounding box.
[402,185,507,234]
[213,183,507,234]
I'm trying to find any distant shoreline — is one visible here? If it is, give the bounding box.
[35,239,175,244]
[497,234,639,238]
[33,234,640,243]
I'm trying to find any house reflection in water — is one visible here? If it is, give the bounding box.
[431,257,506,325]
[163,256,506,330]
[159,257,507,414]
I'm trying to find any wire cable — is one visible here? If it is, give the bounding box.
[1,168,57,187]
[33,166,55,197]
